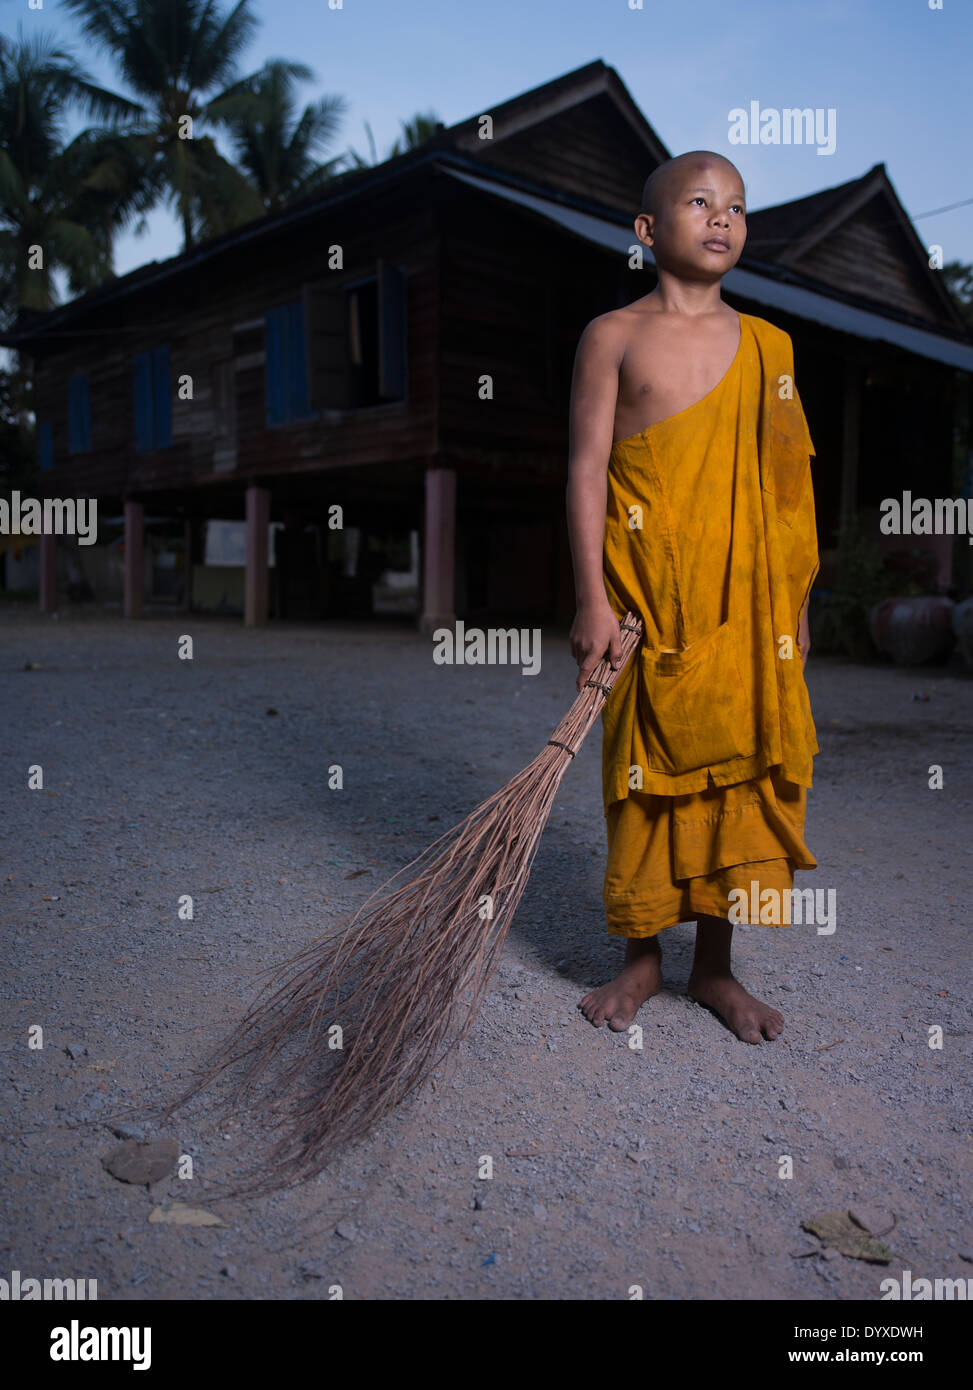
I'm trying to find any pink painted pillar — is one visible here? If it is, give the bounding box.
[39,531,57,613]
[245,484,270,628]
[420,467,456,633]
[123,500,144,618]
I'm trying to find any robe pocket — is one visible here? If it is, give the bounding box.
[637,621,756,775]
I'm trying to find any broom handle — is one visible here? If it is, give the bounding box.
[545,610,643,759]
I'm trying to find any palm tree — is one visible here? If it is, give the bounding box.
[60,0,275,249]
[0,28,140,324]
[344,118,379,171]
[206,58,347,214]
[62,124,168,273]
[345,108,442,169]
[388,109,443,158]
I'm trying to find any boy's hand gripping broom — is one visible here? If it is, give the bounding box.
[157,615,643,1194]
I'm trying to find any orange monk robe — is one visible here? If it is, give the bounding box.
[600,312,819,936]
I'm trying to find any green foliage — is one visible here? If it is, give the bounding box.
[208,59,347,215]
[60,0,268,248]
[1,2,434,314]
[941,261,973,333]
[345,109,442,169]
[0,29,138,321]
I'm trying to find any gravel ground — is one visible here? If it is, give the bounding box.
[2,604,971,1301]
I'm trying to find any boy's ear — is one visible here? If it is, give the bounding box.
[634,212,654,245]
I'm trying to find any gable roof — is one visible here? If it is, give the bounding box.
[444,166,973,372]
[1,60,669,349]
[746,164,964,332]
[1,63,969,356]
[440,59,670,212]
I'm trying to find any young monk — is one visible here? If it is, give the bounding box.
[568,150,819,1044]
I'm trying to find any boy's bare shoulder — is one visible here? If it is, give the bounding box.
[577,302,651,356]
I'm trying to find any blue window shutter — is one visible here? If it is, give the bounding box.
[39,421,53,471]
[265,307,284,424]
[134,352,153,452]
[287,299,308,418]
[153,346,171,448]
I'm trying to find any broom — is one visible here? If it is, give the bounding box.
[155,613,643,1195]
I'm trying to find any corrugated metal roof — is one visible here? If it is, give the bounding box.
[444,166,973,372]
[447,166,638,256]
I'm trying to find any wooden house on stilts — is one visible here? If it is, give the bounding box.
[3,60,972,625]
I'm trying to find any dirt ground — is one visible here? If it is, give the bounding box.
[2,605,971,1300]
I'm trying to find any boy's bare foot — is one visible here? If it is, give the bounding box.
[688,912,783,1043]
[687,970,784,1043]
[578,936,662,1030]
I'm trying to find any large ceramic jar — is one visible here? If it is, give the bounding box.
[952,596,973,669]
[869,596,955,665]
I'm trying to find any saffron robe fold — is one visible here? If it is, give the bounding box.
[602,768,814,936]
[601,311,820,807]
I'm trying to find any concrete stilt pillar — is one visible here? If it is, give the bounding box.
[39,531,57,613]
[419,467,456,634]
[245,485,270,628]
[123,500,144,618]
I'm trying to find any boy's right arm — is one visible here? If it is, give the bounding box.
[566,316,625,692]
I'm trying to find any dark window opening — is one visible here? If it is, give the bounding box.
[304,260,407,412]
[347,278,380,406]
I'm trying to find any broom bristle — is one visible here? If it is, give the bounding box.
[154,615,643,1195]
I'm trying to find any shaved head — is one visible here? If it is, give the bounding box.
[640,151,744,216]
[633,149,747,279]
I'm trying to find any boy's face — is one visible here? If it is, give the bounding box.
[636,159,747,281]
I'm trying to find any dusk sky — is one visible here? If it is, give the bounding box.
[9,0,973,278]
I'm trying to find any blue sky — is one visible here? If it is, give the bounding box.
[13,0,973,276]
